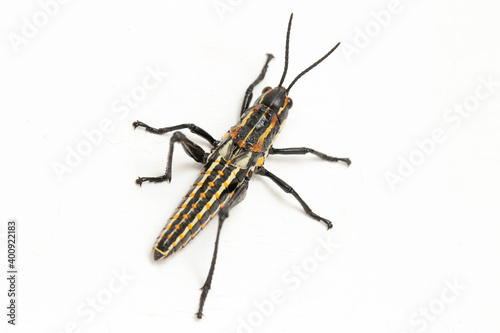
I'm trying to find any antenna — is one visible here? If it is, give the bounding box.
[278,13,293,87]
[286,42,341,92]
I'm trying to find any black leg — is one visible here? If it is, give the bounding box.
[196,181,249,319]
[256,167,333,229]
[270,147,351,166]
[136,131,206,186]
[133,121,218,146]
[240,53,274,115]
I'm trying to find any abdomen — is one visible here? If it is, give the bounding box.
[153,160,244,260]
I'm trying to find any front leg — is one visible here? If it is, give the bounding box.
[269,146,351,166]
[240,53,274,115]
[136,131,206,186]
[133,121,218,146]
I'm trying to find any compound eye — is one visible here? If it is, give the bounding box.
[262,86,272,94]
[287,97,293,108]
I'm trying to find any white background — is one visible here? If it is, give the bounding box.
[1,0,500,332]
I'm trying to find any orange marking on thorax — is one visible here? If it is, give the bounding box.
[237,140,246,148]
[250,139,263,152]
[230,126,240,139]
[230,106,259,140]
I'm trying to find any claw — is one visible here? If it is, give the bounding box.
[342,158,351,167]
[319,217,333,230]
[327,156,351,166]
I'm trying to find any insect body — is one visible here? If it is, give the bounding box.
[148,88,291,259]
[134,13,350,318]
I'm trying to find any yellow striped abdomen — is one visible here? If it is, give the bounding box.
[153,160,244,260]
